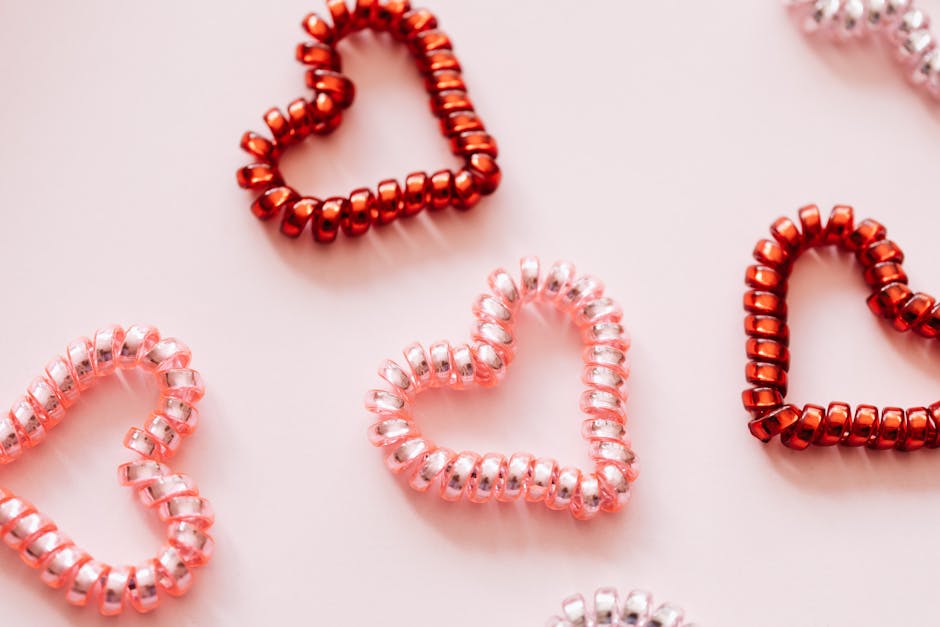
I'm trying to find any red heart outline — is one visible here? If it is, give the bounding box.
[742,204,940,450]
[366,257,638,520]
[0,326,214,615]
[236,0,502,243]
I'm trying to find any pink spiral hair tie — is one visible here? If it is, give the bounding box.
[547,588,696,627]
[0,325,214,615]
[787,0,940,98]
[366,257,637,520]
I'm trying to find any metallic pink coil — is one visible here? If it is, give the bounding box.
[547,587,696,627]
[366,257,638,521]
[787,0,940,98]
[0,325,214,615]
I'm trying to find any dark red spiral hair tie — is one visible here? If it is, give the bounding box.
[236,0,502,244]
[743,204,940,450]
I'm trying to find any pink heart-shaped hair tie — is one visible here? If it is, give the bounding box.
[366,257,638,520]
[547,588,696,627]
[787,0,940,98]
[0,325,214,615]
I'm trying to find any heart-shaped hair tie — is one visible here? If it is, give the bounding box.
[236,0,501,243]
[0,325,214,615]
[547,588,696,627]
[741,204,940,449]
[787,0,939,99]
[366,257,638,520]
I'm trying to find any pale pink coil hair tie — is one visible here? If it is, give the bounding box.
[547,588,697,627]
[787,0,940,98]
[366,257,638,521]
[0,325,214,615]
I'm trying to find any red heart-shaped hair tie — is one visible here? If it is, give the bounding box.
[0,325,214,615]
[742,204,940,450]
[366,257,638,520]
[236,0,501,243]
[548,588,694,627]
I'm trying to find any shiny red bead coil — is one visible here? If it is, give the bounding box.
[743,204,940,450]
[236,0,501,243]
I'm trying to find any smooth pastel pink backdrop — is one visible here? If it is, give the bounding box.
[2,1,940,624]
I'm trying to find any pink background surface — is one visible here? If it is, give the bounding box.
[2,1,940,624]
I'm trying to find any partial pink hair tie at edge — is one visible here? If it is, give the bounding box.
[0,325,214,615]
[787,0,940,98]
[547,587,697,627]
[366,257,638,520]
